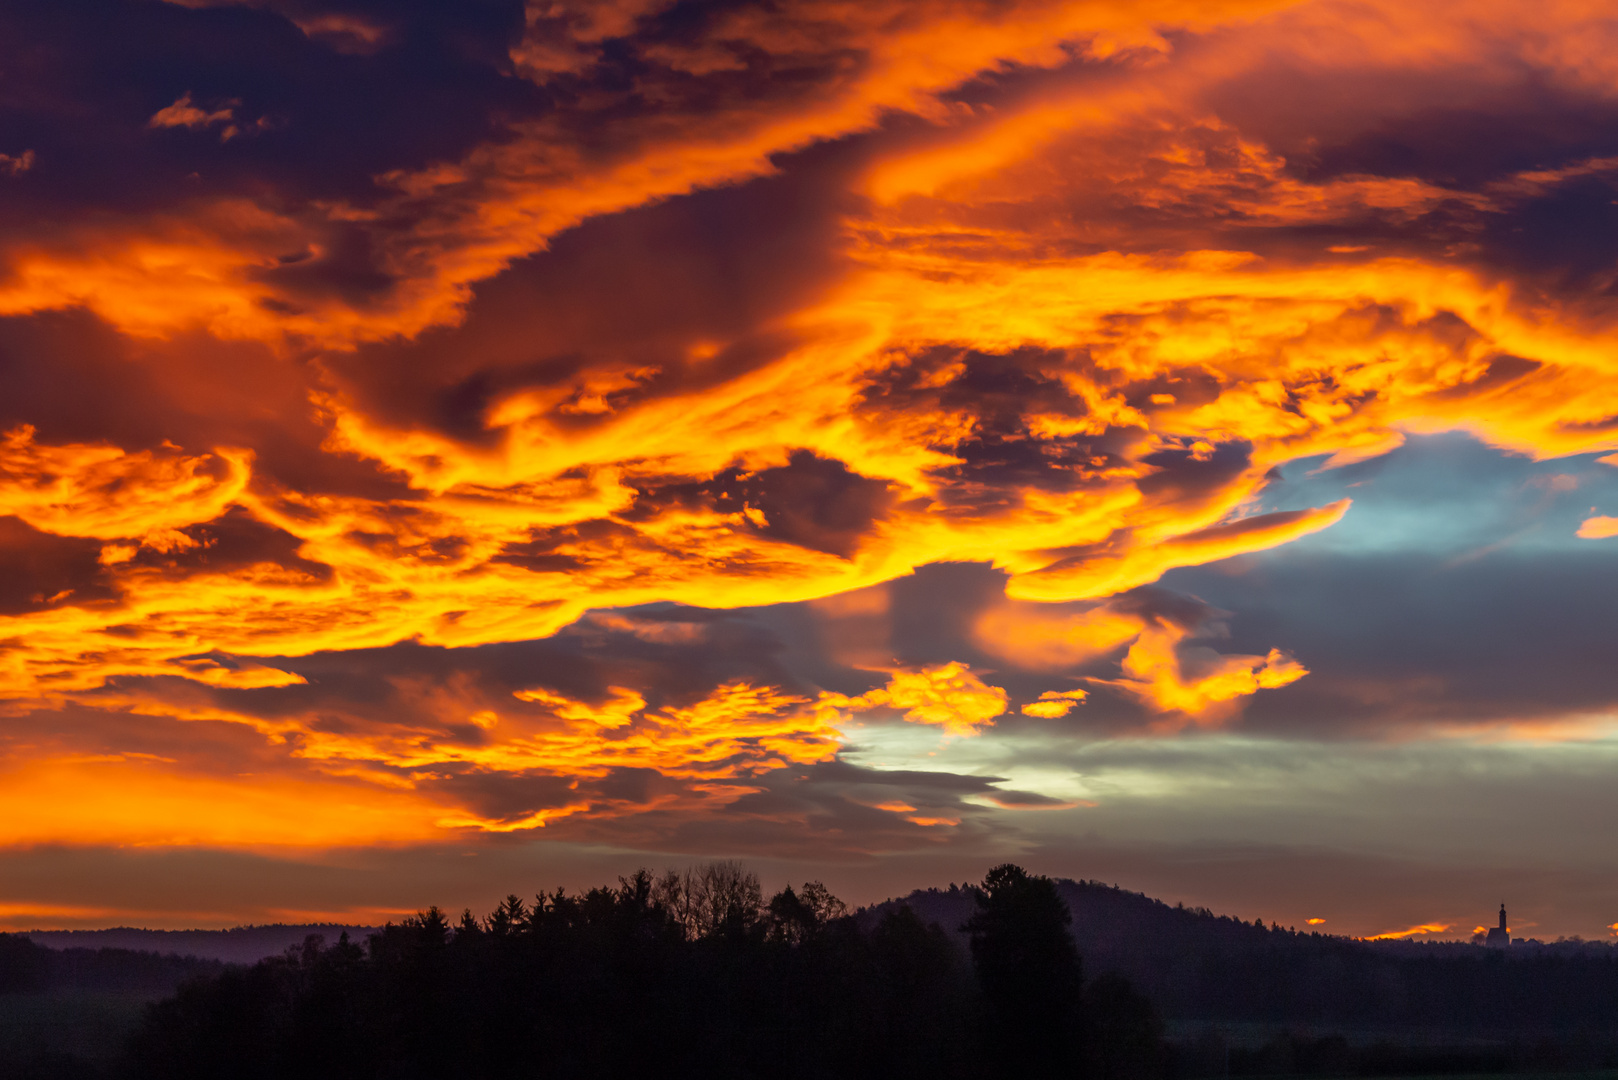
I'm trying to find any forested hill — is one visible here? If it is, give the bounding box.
[863,879,1618,1035]
[0,934,221,996]
[26,926,378,966]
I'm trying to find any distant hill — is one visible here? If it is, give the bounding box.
[26,924,378,965]
[0,934,228,1067]
[860,879,1618,1041]
[7,874,1618,1078]
[0,935,221,996]
[0,928,374,1068]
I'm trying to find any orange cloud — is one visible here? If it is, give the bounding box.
[1091,623,1308,725]
[1577,515,1618,539]
[822,662,1009,736]
[148,93,236,133]
[0,753,447,848]
[275,680,841,789]
[979,584,1311,722]
[1008,503,1352,602]
[1366,922,1451,941]
[976,602,1144,671]
[0,425,250,540]
[0,675,846,847]
[0,202,321,340]
[290,12,392,53]
[7,0,1618,856]
[1021,689,1090,718]
[0,0,1301,347]
[7,3,1618,725]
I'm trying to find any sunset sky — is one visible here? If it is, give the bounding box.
[2,0,1617,941]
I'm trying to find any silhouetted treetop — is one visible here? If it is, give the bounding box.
[967,864,1085,1078]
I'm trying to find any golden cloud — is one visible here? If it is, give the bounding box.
[1,0,1617,850]
[822,662,1010,736]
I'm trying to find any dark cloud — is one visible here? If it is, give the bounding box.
[703,451,897,558]
[542,756,1013,857]
[1136,440,1254,507]
[1108,584,1220,633]
[1163,435,1618,732]
[979,789,1077,808]
[255,222,399,305]
[1425,353,1542,403]
[1293,90,1618,190]
[0,516,116,614]
[885,562,1012,663]
[0,309,414,501]
[186,605,808,729]
[323,149,856,442]
[858,347,1133,509]
[1478,172,1618,294]
[413,767,587,823]
[1192,53,1618,298]
[609,450,899,560]
[491,519,632,573]
[0,0,533,224]
[1181,547,1618,731]
[125,505,334,582]
[199,638,604,723]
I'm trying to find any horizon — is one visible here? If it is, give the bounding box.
[5,864,1599,946]
[1,0,1617,945]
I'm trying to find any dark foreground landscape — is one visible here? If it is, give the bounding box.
[3,865,1617,1080]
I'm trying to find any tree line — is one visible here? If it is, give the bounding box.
[14,864,1617,1080]
[117,862,1162,1080]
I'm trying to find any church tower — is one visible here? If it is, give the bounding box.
[1485,903,1510,948]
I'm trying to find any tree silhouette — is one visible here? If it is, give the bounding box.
[115,863,1179,1080]
[966,863,1084,1078]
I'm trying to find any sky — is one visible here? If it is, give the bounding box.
[1,0,1617,942]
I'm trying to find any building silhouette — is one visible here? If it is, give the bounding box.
[1485,903,1510,948]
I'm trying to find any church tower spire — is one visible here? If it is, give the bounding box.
[1486,903,1510,947]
